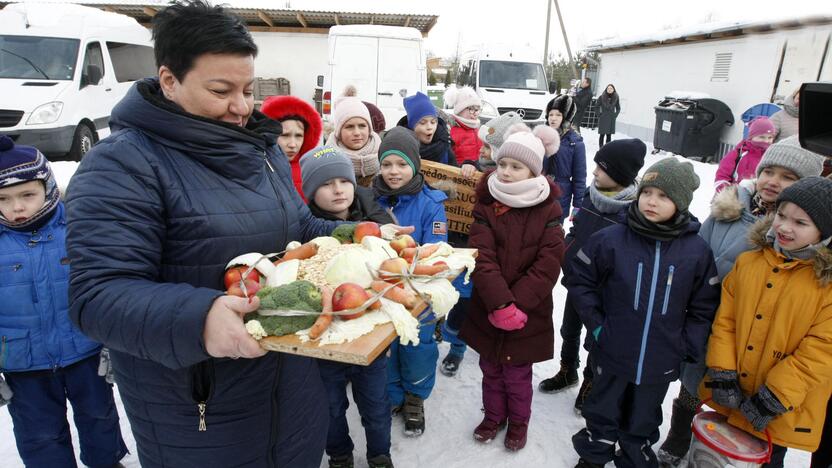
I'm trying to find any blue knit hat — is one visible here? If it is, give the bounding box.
[299,145,356,201]
[0,134,60,229]
[403,92,437,130]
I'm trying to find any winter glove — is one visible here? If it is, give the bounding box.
[705,368,743,409]
[0,373,13,407]
[488,304,528,331]
[570,208,580,222]
[98,348,114,385]
[740,385,787,432]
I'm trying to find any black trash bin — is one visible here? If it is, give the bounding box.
[653,97,734,162]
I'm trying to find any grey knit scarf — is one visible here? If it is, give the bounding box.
[588,182,637,214]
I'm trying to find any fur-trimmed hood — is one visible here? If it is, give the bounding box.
[711,179,755,222]
[260,95,323,158]
[747,215,832,284]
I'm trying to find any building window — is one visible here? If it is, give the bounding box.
[711,52,732,82]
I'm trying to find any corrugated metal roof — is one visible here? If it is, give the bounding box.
[0,2,439,34]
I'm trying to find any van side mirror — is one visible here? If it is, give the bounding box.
[82,64,102,87]
[548,80,557,94]
[316,75,324,87]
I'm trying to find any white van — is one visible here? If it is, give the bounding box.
[321,25,427,130]
[456,46,556,126]
[0,3,154,160]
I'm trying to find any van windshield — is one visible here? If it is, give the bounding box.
[0,35,79,80]
[479,60,547,91]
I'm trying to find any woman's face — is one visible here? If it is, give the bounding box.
[277,119,305,161]
[606,85,615,94]
[159,53,254,127]
[380,155,413,190]
[339,117,370,150]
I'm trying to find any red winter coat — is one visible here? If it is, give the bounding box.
[450,121,483,165]
[460,173,566,364]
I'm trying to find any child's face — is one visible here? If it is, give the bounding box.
[0,180,46,223]
[638,186,676,223]
[547,110,563,129]
[380,155,413,189]
[592,166,622,191]
[339,117,370,151]
[750,134,774,145]
[413,116,437,145]
[459,105,481,120]
[773,201,822,250]
[496,157,533,183]
[479,144,492,160]
[756,166,799,204]
[277,119,305,162]
[313,177,355,219]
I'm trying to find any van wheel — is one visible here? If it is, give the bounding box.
[68,124,95,161]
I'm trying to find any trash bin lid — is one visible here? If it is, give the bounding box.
[691,411,769,463]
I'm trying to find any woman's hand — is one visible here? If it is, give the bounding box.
[203,295,267,360]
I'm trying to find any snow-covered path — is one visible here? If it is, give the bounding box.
[1,128,811,467]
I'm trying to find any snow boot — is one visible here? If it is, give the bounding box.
[657,395,697,467]
[538,363,579,393]
[574,458,604,468]
[328,453,354,468]
[504,421,528,451]
[367,454,394,468]
[402,392,425,437]
[473,416,506,443]
[440,353,463,377]
[574,378,593,415]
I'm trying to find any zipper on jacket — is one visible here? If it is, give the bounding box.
[262,150,290,249]
[263,151,275,172]
[661,266,675,315]
[635,241,662,385]
[197,401,207,431]
[633,262,643,310]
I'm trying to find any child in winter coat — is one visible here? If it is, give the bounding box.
[444,86,483,164]
[299,146,394,468]
[467,111,524,173]
[326,87,383,186]
[0,136,128,467]
[400,91,456,166]
[459,125,565,451]
[702,176,832,468]
[372,126,448,437]
[261,95,323,201]
[544,94,587,222]
[539,139,647,413]
[658,135,825,466]
[713,117,777,193]
[566,157,721,468]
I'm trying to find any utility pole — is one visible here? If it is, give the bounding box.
[552,0,579,79]
[543,0,552,67]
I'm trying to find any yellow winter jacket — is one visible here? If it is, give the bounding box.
[703,218,832,451]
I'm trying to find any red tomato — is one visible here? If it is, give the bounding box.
[223,266,260,290]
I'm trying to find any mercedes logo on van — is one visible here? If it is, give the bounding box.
[516,108,526,118]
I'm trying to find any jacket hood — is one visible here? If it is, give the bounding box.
[475,171,560,205]
[711,180,755,222]
[260,94,323,158]
[109,78,283,183]
[748,215,832,284]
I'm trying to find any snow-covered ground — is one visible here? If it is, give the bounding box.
[1,128,811,467]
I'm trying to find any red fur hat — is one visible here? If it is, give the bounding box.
[261,95,323,158]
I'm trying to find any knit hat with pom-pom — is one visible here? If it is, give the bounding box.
[494,125,559,176]
[0,134,60,230]
[444,86,482,115]
[478,111,523,151]
[332,85,373,142]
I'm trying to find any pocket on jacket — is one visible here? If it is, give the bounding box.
[0,327,33,371]
[0,259,28,286]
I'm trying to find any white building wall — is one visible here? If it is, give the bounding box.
[595,25,830,152]
[250,31,329,106]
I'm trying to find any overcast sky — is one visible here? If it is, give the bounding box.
[287,0,829,58]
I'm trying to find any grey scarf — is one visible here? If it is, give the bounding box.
[765,227,830,260]
[588,182,637,214]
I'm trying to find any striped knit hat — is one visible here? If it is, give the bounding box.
[0,135,60,229]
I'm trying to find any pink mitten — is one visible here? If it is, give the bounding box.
[487,304,528,331]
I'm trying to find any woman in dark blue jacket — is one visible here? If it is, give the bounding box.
[65,3,341,467]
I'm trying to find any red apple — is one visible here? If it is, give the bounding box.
[223,266,260,290]
[333,283,371,320]
[389,234,416,254]
[353,221,382,243]
[379,257,410,281]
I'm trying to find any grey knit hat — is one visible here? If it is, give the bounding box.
[379,126,421,174]
[299,145,356,201]
[776,176,832,239]
[478,112,523,151]
[639,157,700,213]
[756,135,824,179]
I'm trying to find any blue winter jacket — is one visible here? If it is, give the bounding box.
[65,79,339,468]
[545,130,586,220]
[0,204,101,372]
[563,219,720,385]
[698,183,760,280]
[376,184,449,245]
[562,187,632,275]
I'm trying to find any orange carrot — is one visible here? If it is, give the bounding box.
[371,280,418,309]
[417,244,440,258]
[412,263,450,276]
[309,286,333,340]
[275,242,318,265]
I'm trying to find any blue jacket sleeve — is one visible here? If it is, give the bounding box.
[571,139,587,210]
[66,136,219,370]
[418,197,449,244]
[682,247,721,361]
[561,231,610,332]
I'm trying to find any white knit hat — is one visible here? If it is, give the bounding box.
[444,86,482,115]
[332,96,372,143]
[494,125,559,176]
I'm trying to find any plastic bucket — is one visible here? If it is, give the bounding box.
[687,410,771,468]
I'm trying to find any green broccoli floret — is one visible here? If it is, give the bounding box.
[256,280,322,312]
[331,224,356,244]
[245,314,317,337]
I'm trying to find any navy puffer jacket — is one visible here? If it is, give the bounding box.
[66,79,339,467]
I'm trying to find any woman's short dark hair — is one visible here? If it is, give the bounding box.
[151,0,258,81]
